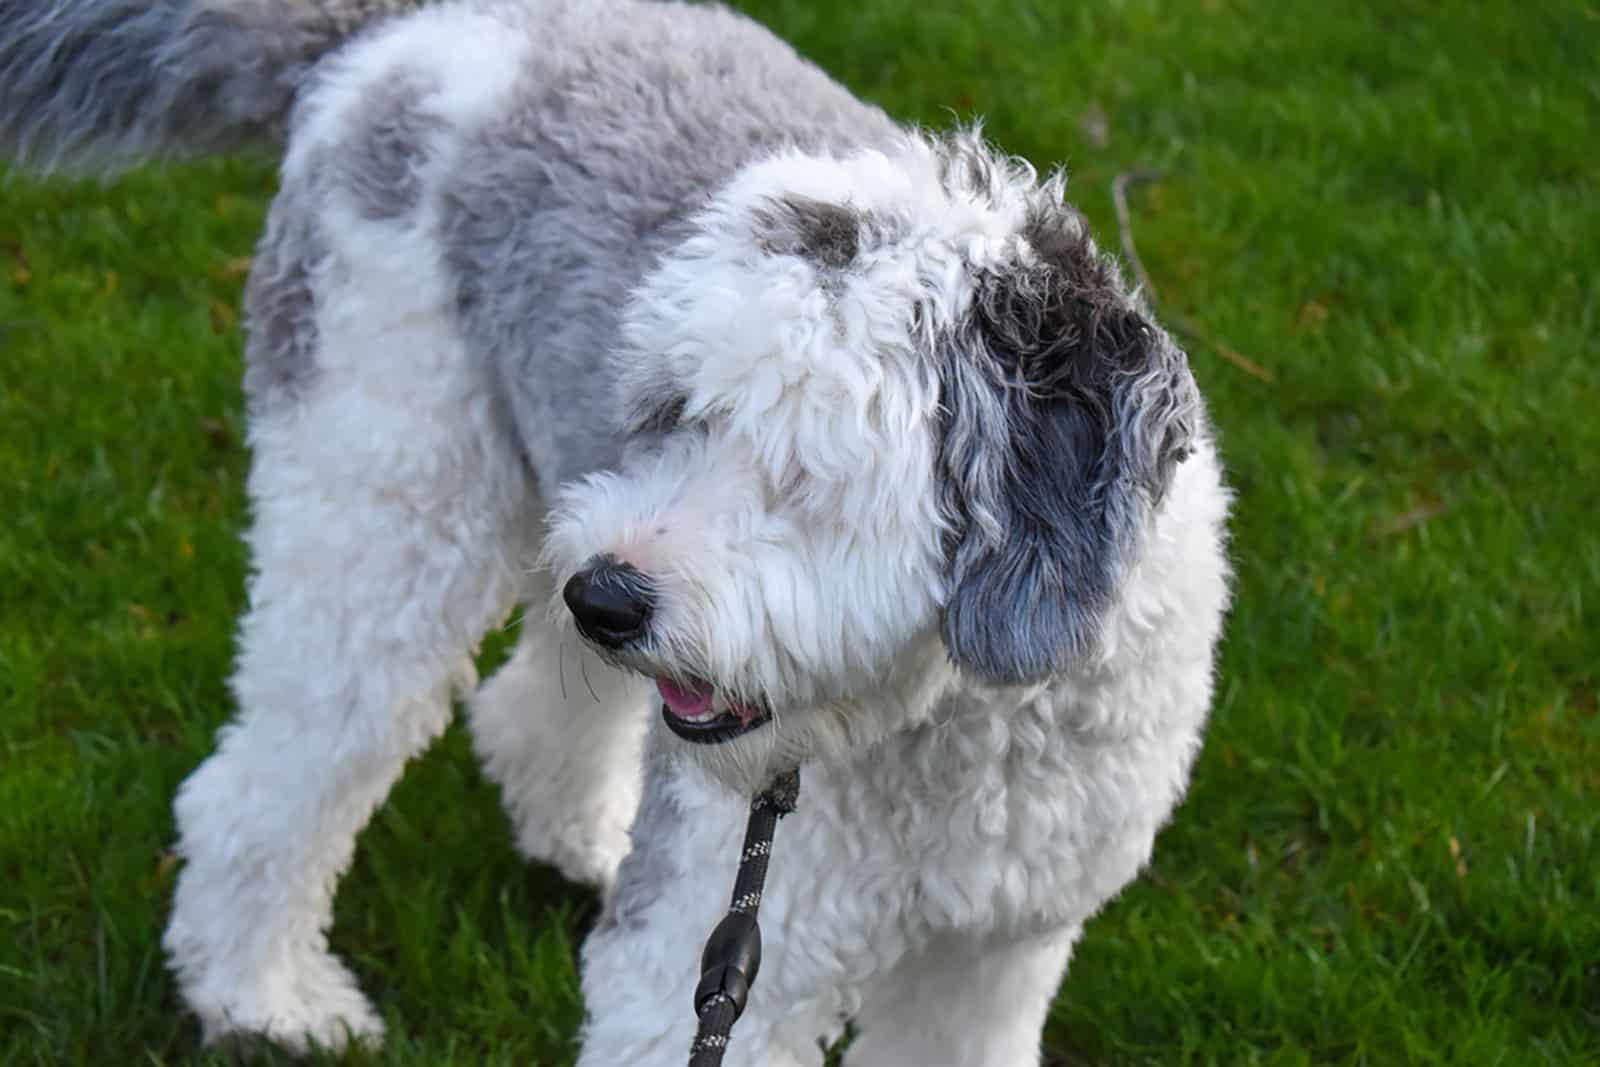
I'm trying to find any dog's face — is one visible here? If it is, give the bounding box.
[546,133,1200,790]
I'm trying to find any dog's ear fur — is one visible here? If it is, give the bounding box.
[937,207,1199,685]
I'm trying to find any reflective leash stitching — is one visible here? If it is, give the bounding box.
[686,767,801,1067]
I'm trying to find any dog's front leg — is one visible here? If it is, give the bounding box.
[574,749,827,1067]
[844,926,1081,1067]
[469,567,652,894]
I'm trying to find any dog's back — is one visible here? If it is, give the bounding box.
[0,0,898,195]
[0,0,901,486]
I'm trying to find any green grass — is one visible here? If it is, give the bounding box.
[3,0,1597,1062]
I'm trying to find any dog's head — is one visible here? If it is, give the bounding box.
[545,130,1201,790]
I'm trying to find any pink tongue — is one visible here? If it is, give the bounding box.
[657,677,715,719]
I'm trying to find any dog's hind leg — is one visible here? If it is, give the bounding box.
[469,577,651,893]
[162,204,536,1049]
[163,401,533,1050]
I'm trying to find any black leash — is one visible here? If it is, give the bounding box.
[686,767,801,1067]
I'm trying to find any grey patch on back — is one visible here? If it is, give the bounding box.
[754,194,862,270]
[0,0,414,174]
[327,69,444,221]
[241,180,327,412]
[934,146,1201,685]
[597,734,681,935]
[436,0,900,493]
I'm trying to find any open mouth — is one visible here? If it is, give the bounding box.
[656,677,772,745]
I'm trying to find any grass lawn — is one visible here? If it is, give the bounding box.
[3,0,1597,1063]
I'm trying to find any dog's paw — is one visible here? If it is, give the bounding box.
[187,950,386,1055]
[515,810,634,892]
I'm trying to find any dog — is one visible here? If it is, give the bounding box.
[0,1,1232,1062]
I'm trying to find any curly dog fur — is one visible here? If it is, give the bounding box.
[0,2,1232,1062]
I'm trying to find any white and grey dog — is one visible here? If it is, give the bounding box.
[1,1,1232,1062]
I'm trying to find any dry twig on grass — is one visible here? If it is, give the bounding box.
[1111,170,1277,384]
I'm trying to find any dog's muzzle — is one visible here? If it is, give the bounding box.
[656,677,772,744]
[563,556,654,648]
[563,556,774,745]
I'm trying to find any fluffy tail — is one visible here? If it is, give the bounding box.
[0,0,414,173]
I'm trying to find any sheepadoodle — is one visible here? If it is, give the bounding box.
[0,1,1233,1062]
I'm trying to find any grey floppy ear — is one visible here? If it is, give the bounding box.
[937,220,1200,685]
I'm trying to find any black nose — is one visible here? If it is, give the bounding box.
[563,557,654,648]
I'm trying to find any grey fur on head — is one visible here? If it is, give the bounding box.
[754,194,864,270]
[936,158,1200,686]
[0,0,412,173]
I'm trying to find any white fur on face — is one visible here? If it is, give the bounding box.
[542,146,1019,785]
